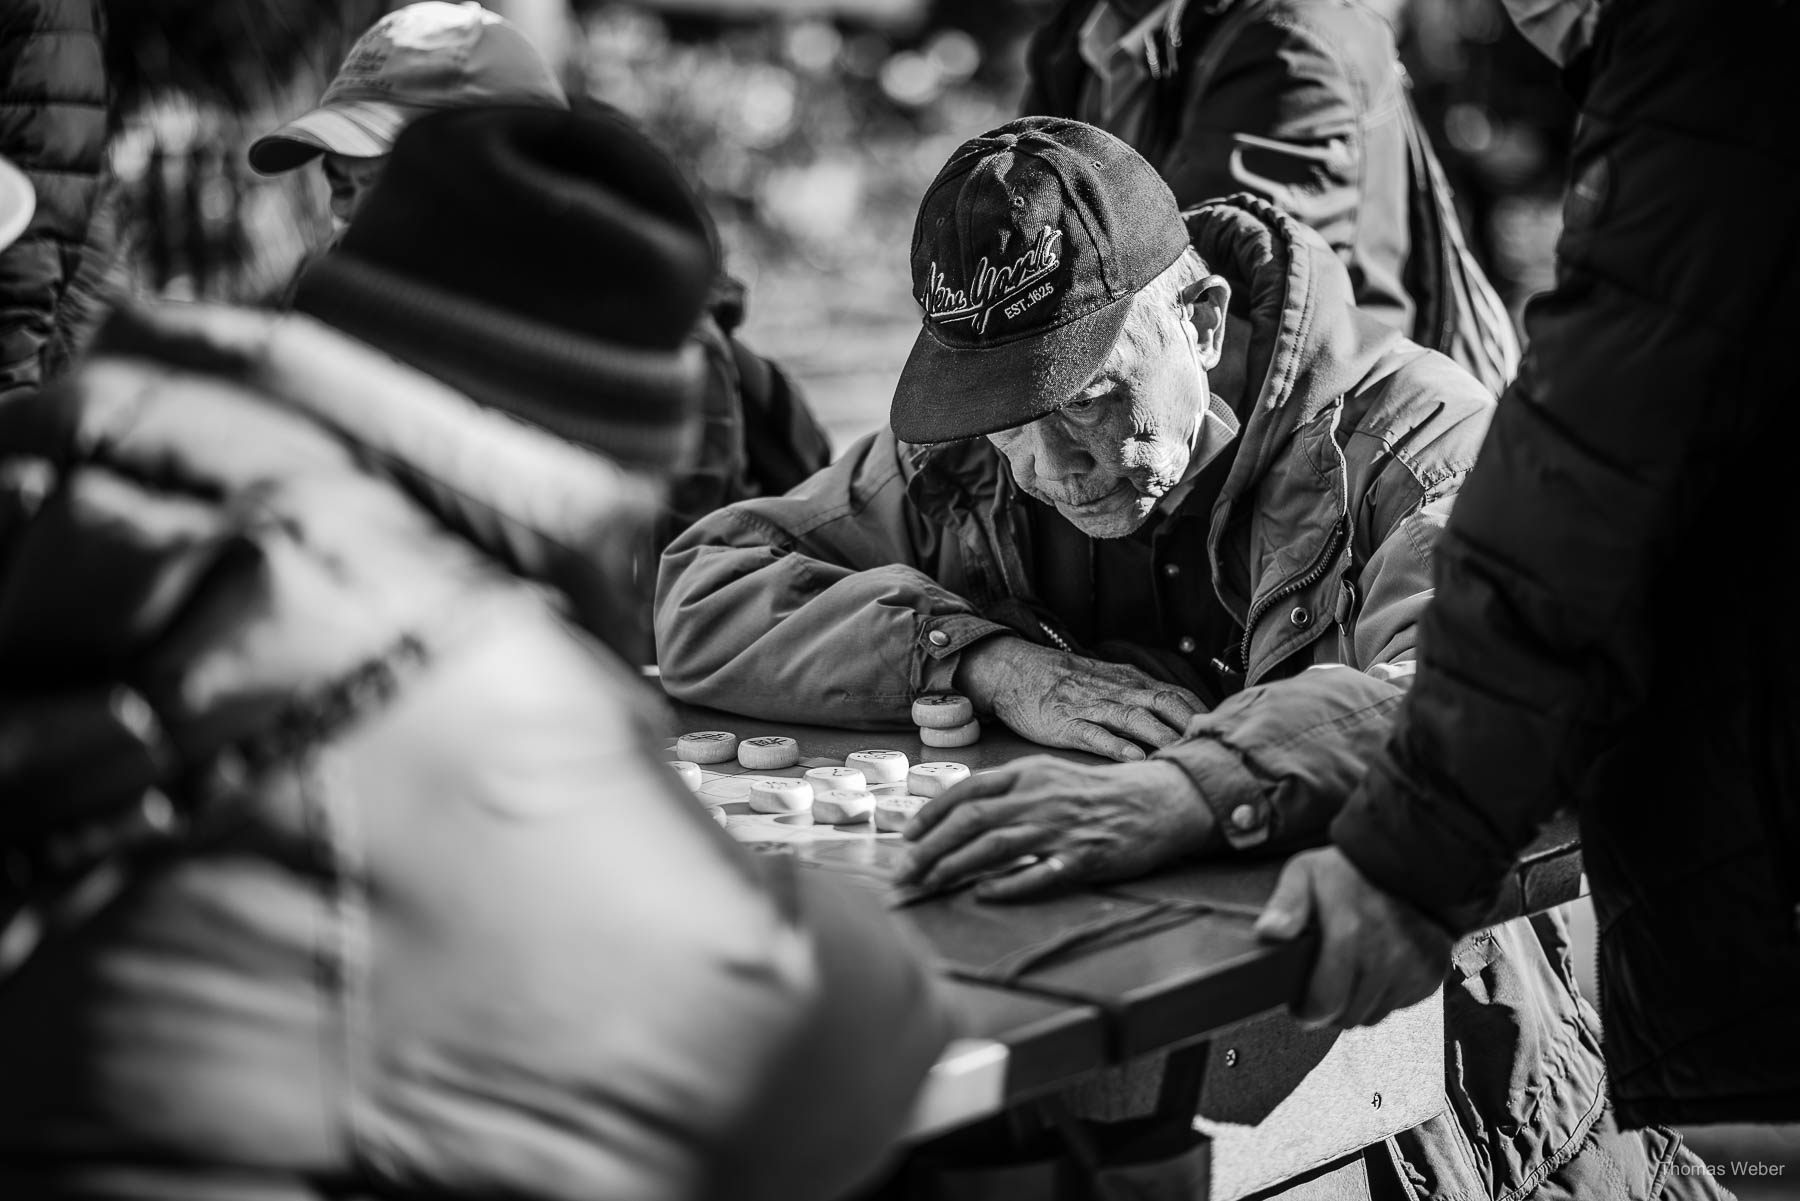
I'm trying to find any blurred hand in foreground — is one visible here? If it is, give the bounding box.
[897,755,1215,900]
[1255,847,1453,1027]
[953,636,1206,763]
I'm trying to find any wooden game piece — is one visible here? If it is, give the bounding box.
[912,693,975,729]
[907,761,971,798]
[874,795,929,833]
[919,718,981,748]
[748,776,813,814]
[667,760,704,791]
[813,789,876,825]
[805,765,867,792]
[737,735,800,770]
[869,782,910,797]
[676,730,739,765]
[846,749,909,784]
[710,806,730,827]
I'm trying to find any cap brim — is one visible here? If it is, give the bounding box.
[890,290,1135,445]
[0,156,36,252]
[248,100,420,174]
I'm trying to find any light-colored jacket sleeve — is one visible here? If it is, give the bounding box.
[654,430,1010,727]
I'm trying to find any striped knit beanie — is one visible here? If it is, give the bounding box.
[292,100,714,470]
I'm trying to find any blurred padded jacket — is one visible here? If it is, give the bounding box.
[0,0,119,400]
[0,303,948,1201]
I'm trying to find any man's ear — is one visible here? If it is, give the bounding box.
[1180,274,1231,371]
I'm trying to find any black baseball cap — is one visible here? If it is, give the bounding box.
[890,117,1190,445]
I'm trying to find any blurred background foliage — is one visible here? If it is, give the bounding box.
[111,0,1570,444]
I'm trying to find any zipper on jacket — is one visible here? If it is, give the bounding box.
[1234,519,1347,678]
[1038,619,1073,654]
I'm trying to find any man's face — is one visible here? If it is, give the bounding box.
[322,152,391,233]
[987,301,1211,539]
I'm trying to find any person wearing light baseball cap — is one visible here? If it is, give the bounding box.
[657,116,1720,1192]
[250,1,831,543]
[249,1,566,227]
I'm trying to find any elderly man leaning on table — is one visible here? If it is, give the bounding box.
[656,117,1722,1200]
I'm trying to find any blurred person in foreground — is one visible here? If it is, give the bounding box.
[1022,0,1519,394]
[0,108,945,1201]
[251,0,830,551]
[1253,0,1800,1128]
[656,117,1720,1198]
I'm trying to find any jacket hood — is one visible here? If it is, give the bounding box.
[1193,194,1405,625]
[1187,193,1402,516]
[0,303,657,847]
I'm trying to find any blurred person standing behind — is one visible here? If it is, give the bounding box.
[0,107,946,1201]
[1023,0,1518,393]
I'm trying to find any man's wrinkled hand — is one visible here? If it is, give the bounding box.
[953,636,1206,762]
[896,756,1215,901]
[1255,847,1452,1028]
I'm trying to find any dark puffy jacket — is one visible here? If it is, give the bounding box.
[0,304,948,1200]
[1024,0,1415,334]
[1334,0,1800,1126]
[0,0,118,400]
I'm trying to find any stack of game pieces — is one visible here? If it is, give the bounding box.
[911,693,980,747]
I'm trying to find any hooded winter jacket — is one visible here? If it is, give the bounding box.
[0,303,948,1201]
[655,196,1716,1199]
[1333,0,1800,1126]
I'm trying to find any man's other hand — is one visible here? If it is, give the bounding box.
[953,637,1206,762]
[896,756,1215,900]
[1256,847,1452,1028]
